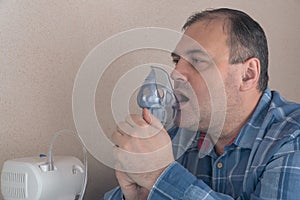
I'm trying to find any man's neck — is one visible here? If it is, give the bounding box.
[214,125,243,156]
[214,91,262,156]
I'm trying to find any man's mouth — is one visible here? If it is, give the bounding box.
[173,93,189,110]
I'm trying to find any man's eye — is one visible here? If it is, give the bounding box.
[189,57,210,71]
[191,58,203,64]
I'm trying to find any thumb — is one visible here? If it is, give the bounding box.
[142,108,151,124]
[142,108,163,130]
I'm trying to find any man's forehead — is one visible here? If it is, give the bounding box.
[173,34,210,57]
[173,18,229,59]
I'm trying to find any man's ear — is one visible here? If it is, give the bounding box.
[240,57,260,91]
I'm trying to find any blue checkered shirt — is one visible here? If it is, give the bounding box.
[104,88,300,199]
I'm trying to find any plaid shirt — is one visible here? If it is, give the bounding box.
[104,89,300,199]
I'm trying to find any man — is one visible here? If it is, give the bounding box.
[105,8,300,199]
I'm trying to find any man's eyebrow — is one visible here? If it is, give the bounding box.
[186,49,208,56]
[171,49,208,57]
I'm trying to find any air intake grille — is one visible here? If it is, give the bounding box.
[1,171,27,199]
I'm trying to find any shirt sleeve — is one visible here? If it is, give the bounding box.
[147,162,234,200]
[250,146,300,199]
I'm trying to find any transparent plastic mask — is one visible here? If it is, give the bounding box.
[137,66,178,130]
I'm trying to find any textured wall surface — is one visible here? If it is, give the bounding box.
[0,0,299,199]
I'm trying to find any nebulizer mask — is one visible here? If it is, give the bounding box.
[137,66,177,130]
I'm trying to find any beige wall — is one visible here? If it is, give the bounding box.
[1,0,299,199]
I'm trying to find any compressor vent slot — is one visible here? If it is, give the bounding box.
[1,171,27,198]
[2,172,26,183]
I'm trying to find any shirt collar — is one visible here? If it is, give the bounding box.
[233,88,272,149]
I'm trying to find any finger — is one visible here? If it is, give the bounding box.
[111,130,127,148]
[138,187,149,200]
[117,121,134,136]
[125,114,148,128]
[142,108,152,124]
[118,119,149,138]
[142,108,163,130]
[115,170,139,200]
[112,145,121,167]
[124,114,159,138]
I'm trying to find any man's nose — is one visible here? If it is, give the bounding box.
[170,59,188,82]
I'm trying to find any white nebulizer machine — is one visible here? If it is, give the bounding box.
[1,131,87,200]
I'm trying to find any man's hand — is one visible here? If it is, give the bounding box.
[115,170,149,200]
[111,108,175,199]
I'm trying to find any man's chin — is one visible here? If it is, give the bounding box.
[174,112,200,131]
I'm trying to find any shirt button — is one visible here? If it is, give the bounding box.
[217,162,223,169]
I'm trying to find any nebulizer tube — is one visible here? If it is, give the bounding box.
[46,129,88,200]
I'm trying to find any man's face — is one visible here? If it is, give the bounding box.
[171,19,242,132]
